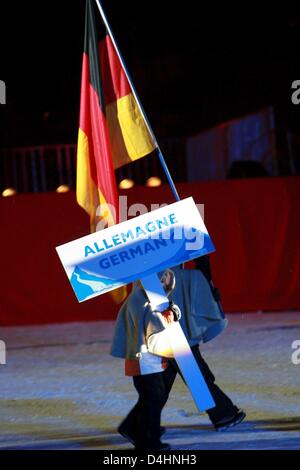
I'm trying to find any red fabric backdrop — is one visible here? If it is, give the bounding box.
[1,177,300,326]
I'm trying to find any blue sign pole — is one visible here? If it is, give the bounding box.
[142,273,215,412]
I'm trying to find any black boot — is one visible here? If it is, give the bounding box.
[214,409,246,432]
[118,421,166,445]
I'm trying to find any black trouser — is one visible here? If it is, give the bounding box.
[123,367,177,448]
[169,345,238,424]
[122,347,237,446]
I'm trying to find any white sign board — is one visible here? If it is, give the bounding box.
[56,197,215,302]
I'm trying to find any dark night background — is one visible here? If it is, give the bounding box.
[1,1,300,162]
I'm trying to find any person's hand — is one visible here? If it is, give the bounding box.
[161,309,174,324]
[170,303,181,321]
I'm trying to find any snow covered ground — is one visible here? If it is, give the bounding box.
[1,312,300,450]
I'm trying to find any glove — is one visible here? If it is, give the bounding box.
[168,301,181,321]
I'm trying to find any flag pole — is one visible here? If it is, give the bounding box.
[93,0,180,202]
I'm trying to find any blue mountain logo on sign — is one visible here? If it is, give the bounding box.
[70,266,119,302]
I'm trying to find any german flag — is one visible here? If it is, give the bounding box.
[77,0,156,232]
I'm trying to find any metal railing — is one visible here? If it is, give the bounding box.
[0,144,77,193]
[0,139,186,194]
